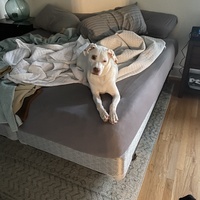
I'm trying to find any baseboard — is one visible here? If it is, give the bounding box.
[169,65,182,79]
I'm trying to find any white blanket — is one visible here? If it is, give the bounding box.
[98,30,166,81]
[3,31,165,86]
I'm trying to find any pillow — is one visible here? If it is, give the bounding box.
[33,4,80,33]
[141,10,178,38]
[78,3,147,42]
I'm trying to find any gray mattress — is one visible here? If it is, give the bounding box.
[19,38,177,155]
[0,38,177,180]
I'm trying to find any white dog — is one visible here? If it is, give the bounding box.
[77,43,120,124]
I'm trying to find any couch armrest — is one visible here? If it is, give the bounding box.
[141,10,178,38]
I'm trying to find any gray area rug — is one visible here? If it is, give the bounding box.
[0,82,173,200]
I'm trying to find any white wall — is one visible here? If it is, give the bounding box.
[1,0,200,77]
[1,0,132,18]
[135,0,200,77]
[26,0,131,15]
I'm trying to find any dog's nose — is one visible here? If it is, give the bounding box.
[93,67,100,73]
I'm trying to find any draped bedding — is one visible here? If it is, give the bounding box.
[0,30,165,132]
[3,31,165,86]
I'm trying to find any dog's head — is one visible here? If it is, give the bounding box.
[84,43,118,76]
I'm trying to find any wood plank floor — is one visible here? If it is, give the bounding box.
[137,78,200,200]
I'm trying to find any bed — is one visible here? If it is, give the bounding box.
[0,3,178,180]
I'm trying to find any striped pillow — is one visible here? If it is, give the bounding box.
[78,3,147,42]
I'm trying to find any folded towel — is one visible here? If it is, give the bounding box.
[13,84,41,114]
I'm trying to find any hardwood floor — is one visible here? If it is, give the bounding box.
[137,78,200,200]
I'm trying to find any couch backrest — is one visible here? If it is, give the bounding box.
[33,4,178,40]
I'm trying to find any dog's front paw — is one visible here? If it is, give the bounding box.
[109,111,118,124]
[100,110,109,122]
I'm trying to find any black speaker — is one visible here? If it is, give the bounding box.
[191,26,200,40]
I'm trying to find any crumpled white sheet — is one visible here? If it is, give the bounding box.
[3,31,166,86]
[4,36,90,86]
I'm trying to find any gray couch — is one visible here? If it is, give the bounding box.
[0,4,178,180]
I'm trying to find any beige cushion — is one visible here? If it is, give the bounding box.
[33,4,80,33]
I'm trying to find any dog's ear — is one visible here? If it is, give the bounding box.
[107,49,118,64]
[83,43,97,55]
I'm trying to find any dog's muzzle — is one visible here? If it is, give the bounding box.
[92,67,100,75]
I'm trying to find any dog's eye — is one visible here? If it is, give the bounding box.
[91,55,97,60]
[102,60,107,63]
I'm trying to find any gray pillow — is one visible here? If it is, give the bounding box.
[33,4,80,33]
[78,3,147,42]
